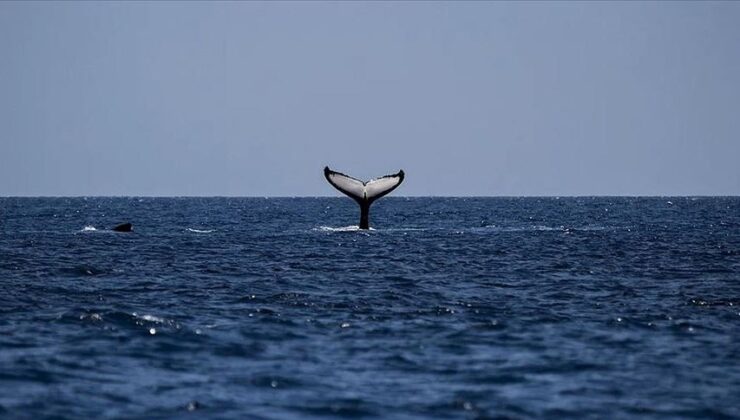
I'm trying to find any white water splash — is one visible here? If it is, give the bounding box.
[314,225,374,232]
[132,313,166,323]
[81,226,97,232]
[186,228,214,233]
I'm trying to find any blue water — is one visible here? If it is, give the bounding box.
[1,197,739,419]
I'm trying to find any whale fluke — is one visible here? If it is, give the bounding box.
[324,166,404,229]
[112,223,133,232]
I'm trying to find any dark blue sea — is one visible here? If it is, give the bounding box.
[1,197,739,419]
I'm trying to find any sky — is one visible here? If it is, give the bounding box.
[1,2,739,196]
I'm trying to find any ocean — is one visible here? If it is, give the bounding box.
[0,197,738,419]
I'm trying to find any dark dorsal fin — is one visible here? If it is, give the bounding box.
[112,223,133,232]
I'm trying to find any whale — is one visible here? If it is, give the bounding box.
[112,223,133,232]
[324,166,404,229]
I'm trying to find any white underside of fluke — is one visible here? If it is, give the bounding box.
[324,167,404,202]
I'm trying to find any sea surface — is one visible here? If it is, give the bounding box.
[1,197,739,419]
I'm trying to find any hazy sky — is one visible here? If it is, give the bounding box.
[1,2,739,196]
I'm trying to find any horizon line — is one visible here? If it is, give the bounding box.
[1,195,738,199]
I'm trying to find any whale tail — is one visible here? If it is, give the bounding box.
[324,166,404,229]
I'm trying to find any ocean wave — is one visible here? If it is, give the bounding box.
[58,309,187,335]
[314,225,611,234]
[475,225,609,233]
[4,197,738,419]
[186,228,215,233]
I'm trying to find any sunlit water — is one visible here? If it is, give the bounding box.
[1,197,739,418]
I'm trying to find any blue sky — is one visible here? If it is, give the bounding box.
[1,2,738,196]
